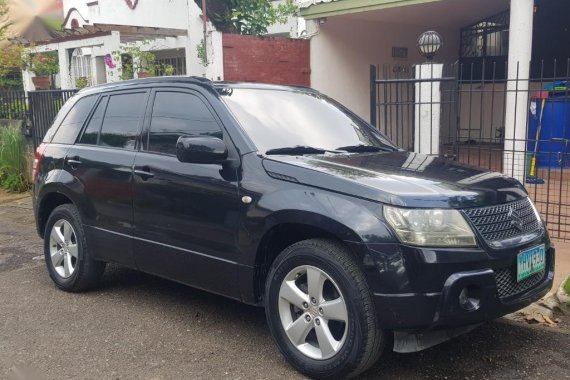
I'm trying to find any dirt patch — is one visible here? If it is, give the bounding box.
[0,190,31,205]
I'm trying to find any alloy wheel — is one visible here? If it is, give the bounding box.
[278,265,349,360]
[49,219,78,278]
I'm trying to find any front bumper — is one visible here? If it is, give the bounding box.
[361,241,555,331]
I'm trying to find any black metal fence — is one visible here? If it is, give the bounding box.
[28,90,77,149]
[0,90,28,121]
[370,59,570,240]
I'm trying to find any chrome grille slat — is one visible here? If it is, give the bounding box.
[463,198,540,243]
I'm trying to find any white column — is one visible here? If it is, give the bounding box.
[205,31,224,81]
[105,31,122,83]
[186,0,207,77]
[22,69,34,92]
[57,47,73,89]
[414,63,443,155]
[503,0,534,182]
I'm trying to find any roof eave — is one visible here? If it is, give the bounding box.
[300,0,441,20]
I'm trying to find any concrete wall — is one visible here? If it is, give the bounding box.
[454,81,543,144]
[309,16,459,121]
[222,34,310,86]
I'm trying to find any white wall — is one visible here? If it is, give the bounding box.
[63,0,89,24]
[63,0,189,29]
[309,16,459,122]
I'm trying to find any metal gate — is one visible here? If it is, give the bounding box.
[29,90,78,149]
[369,64,458,154]
[369,61,570,240]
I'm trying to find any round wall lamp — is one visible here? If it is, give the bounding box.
[417,31,443,61]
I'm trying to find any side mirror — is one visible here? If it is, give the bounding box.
[176,136,228,164]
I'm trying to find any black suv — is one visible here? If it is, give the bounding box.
[33,77,554,379]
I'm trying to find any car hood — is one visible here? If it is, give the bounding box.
[262,151,528,208]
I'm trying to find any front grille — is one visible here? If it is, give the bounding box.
[494,267,545,299]
[463,198,540,243]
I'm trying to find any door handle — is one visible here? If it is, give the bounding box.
[65,156,82,167]
[134,166,154,180]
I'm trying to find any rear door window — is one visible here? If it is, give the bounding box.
[147,91,222,155]
[79,97,107,145]
[51,95,97,144]
[99,92,147,150]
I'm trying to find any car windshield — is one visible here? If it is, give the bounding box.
[219,87,399,154]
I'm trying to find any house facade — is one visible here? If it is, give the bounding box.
[22,0,211,91]
[298,0,570,183]
[295,0,570,240]
[22,0,307,92]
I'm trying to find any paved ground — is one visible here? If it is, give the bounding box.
[0,196,569,380]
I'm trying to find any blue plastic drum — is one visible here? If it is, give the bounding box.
[527,95,570,168]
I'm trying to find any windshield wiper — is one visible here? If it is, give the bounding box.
[265,146,331,156]
[335,144,395,153]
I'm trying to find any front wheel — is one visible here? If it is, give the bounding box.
[265,239,385,379]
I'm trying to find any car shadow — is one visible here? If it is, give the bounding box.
[91,265,569,380]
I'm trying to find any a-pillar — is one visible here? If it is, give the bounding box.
[503,0,534,183]
[414,63,443,155]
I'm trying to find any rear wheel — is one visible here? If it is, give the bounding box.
[44,204,105,292]
[265,239,385,379]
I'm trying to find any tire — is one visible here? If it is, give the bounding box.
[44,204,106,292]
[265,238,385,379]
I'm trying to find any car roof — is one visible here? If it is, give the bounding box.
[78,76,314,96]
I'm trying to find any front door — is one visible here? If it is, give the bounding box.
[132,89,241,298]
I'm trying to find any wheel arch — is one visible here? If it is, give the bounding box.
[251,211,368,305]
[36,189,75,239]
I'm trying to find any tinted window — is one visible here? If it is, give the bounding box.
[43,98,75,143]
[148,92,221,155]
[48,95,96,144]
[79,97,107,145]
[99,92,147,149]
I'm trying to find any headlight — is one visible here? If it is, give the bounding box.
[384,206,477,247]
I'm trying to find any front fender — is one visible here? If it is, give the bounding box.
[239,186,398,266]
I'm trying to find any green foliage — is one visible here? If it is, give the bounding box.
[0,44,25,89]
[0,99,28,120]
[29,52,59,76]
[564,276,570,296]
[40,16,64,32]
[197,39,207,66]
[162,64,175,76]
[0,76,23,90]
[0,126,29,193]
[112,43,157,80]
[75,77,89,89]
[202,0,297,36]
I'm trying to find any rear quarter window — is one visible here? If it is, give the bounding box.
[51,95,98,144]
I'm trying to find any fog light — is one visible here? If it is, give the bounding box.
[458,286,481,311]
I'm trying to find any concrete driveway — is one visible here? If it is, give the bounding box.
[0,196,569,380]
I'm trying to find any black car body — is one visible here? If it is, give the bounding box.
[33,77,554,379]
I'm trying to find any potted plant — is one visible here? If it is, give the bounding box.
[75,76,89,89]
[30,53,59,89]
[163,64,175,76]
[112,44,156,81]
